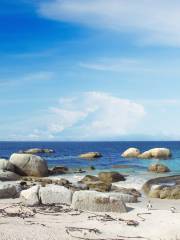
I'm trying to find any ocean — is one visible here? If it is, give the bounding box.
[1,141,180,188]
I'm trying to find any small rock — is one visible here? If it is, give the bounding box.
[49,166,69,175]
[39,185,72,205]
[79,175,99,184]
[0,183,19,199]
[148,164,170,173]
[0,170,20,181]
[20,185,40,206]
[21,148,54,154]
[79,152,102,159]
[98,172,125,183]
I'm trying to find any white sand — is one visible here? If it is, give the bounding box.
[0,196,180,240]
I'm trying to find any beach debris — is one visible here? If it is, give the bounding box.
[170,206,176,213]
[0,204,35,219]
[146,201,152,211]
[88,213,139,226]
[66,226,148,240]
[137,212,151,221]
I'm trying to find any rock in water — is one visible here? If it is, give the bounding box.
[79,152,102,159]
[39,185,72,205]
[9,153,48,177]
[139,148,171,159]
[148,164,170,173]
[121,148,140,158]
[0,183,19,198]
[20,185,40,206]
[98,172,125,183]
[71,190,128,212]
[49,166,69,175]
[0,159,15,172]
[21,148,54,154]
[0,170,20,181]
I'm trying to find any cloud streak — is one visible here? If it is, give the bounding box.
[38,0,180,46]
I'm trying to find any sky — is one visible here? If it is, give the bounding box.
[1,0,180,141]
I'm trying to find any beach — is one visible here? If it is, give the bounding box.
[0,196,180,240]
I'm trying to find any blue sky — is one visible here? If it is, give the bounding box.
[1,0,180,140]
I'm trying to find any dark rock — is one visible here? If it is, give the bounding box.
[98,171,125,183]
[49,166,69,175]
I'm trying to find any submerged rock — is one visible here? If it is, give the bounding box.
[9,153,48,177]
[39,185,72,205]
[148,164,170,173]
[121,148,140,158]
[20,185,40,206]
[98,172,125,183]
[71,190,128,212]
[139,148,171,159]
[0,170,20,181]
[79,152,102,159]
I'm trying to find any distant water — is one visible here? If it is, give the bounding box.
[1,141,180,188]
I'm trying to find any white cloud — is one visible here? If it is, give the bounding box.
[46,92,146,139]
[79,58,152,72]
[38,0,180,46]
[0,71,54,87]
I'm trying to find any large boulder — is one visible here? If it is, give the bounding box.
[98,172,125,183]
[142,175,180,199]
[121,148,140,158]
[20,185,40,206]
[79,152,102,159]
[139,148,171,159]
[0,183,19,198]
[0,159,15,172]
[0,170,20,181]
[9,153,48,177]
[21,148,54,154]
[39,185,72,205]
[71,190,128,212]
[148,164,170,173]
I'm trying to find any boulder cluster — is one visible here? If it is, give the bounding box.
[121,147,171,159]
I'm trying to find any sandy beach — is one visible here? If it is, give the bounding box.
[0,195,179,240]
